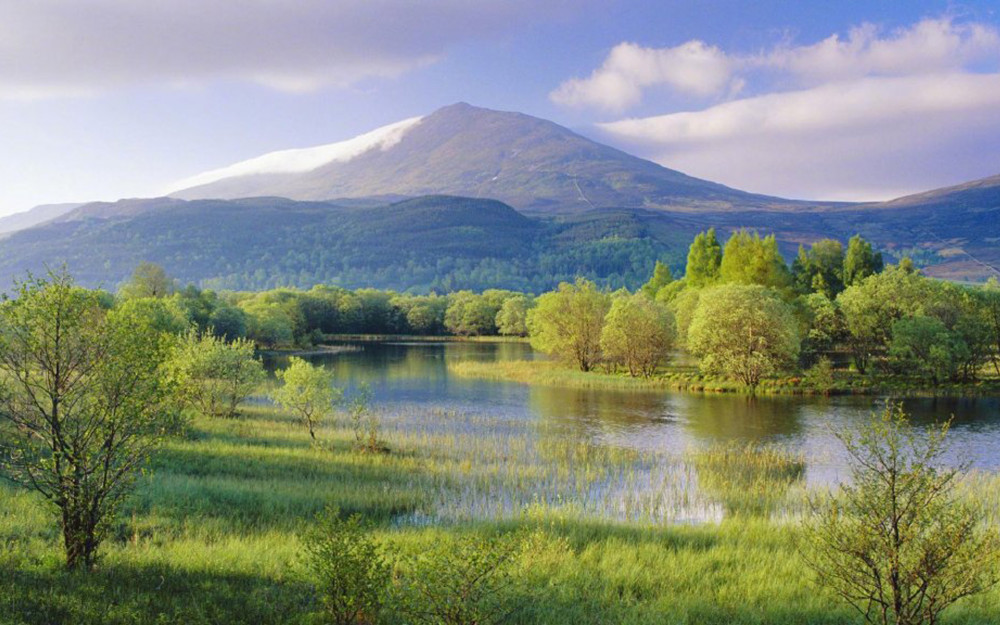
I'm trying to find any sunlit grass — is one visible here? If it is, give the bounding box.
[2,396,999,624]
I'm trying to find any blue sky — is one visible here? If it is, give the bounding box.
[2,1,999,215]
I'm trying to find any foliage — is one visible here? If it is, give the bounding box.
[687,284,800,392]
[641,260,673,297]
[685,228,722,288]
[495,295,533,337]
[802,403,1000,625]
[167,330,265,419]
[888,316,963,382]
[271,357,342,441]
[719,229,791,289]
[600,291,676,377]
[302,508,392,625]
[114,296,191,336]
[792,239,845,298]
[349,384,384,454]
[118,261,175,299]
[527,278,611,372]
[843,235,884,287]
[397,531,527,625]
[799,293,847,364]
[445,291,500,336]
[803,357,836,394]
[0,271,175,569]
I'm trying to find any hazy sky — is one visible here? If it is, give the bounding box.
[2,0,999,216]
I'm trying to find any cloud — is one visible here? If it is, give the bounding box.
[550,41,735,111]
[552,17,1000,112]
[0,1,570,99]
[597,72,1000,200]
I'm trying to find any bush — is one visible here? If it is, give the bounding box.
[303,508,392,625]
[397,531,527,625]
[167,330,265,419]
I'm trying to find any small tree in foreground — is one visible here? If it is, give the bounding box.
[802,403,1000,625]
[303,508,392,625]
[527,278,610,372]
[600,291,676,377]
[397,531,526,625]
[0,272,175,569]
[167,330,265,419]
[271,357,342,441]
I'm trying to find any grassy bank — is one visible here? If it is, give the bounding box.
[449,359,1000,397]
[2,401,999,624]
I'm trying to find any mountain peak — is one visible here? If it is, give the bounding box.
[169,104,807,213]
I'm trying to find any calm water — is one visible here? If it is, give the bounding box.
[264,341,1000,484]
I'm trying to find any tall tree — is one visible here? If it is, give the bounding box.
[0,271,175,569]
[685,228,722,288]
[719,230,791,289]
[527,278,611,372]
[843,235,884,287]
[687,284,799,392]
[641,261,674,297]
[792,239,846,297]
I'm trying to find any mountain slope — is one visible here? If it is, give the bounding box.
[0,202,82,235]
[169,103,815,213]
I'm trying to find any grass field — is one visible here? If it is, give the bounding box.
[2,399,999,624]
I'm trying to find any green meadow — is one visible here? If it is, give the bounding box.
[3,399,999,624]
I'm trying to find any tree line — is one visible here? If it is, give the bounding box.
[527,228,1000,391]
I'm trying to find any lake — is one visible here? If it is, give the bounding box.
[264,341,1000,483]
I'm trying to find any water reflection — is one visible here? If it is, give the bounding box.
[263,341,1000,474]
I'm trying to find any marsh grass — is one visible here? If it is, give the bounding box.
[2,398,999,624]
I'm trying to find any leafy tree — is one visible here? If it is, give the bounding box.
[664,286,701,350]
[495,294,532,337]
[983,277,1000,375]
[397,531,527,625]
[445,291,498,336]
[167,330,265,419]
[719,229,791,289]
[843,235,884,287]
[687,284,800,392]
[792,239,845,297]
[888,316,963,383]
[0,272,176,569]
[241,300,296,348]
[303,508,393,625]
[271,357,342,441]
[115,296,191,336]
[600,291,676,377]
[641,260,673,297]
[800,292,847,364]
[119,261,175,299]
[685,228,722,288]
[802,403,1000,625]
[527,278,611,372]
[209,304,249,341]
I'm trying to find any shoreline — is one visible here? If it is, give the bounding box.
[448,359,1000,398]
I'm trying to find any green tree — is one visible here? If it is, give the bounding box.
[719,230,791,289]
[495,294,532,337]
[209,305,249,341]
[600,291,676,377]
[792,239,846,297]
[167,330,265,419]
[241,300,296,348]
[687,284,800,392]
[271,357,342,441]
[303,508,392,625]
[398,531,527,625]
[115,296,191,336]
[119,261,175,299]
[0,272,176,569]
[685,228,722,288]
[641,260,674,297]
[888,316,962,383]
[800,292,847,364]
[527,278,611,372]
[843,235,884,287]
[803,403,1000,625]
[445,291,498,336]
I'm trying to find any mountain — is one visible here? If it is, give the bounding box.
[169,103,817,213]
[0,202,83,235]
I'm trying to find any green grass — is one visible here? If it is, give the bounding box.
[449,359,1000,397]
[2,401,999,624]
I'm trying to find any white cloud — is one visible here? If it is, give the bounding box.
[552,17,1000,112]
[597,72,1000,200]
[551,41,735,111]
[0,1,572,99]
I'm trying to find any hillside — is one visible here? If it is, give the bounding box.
[169,103,814,213]
[0,202,82,235]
